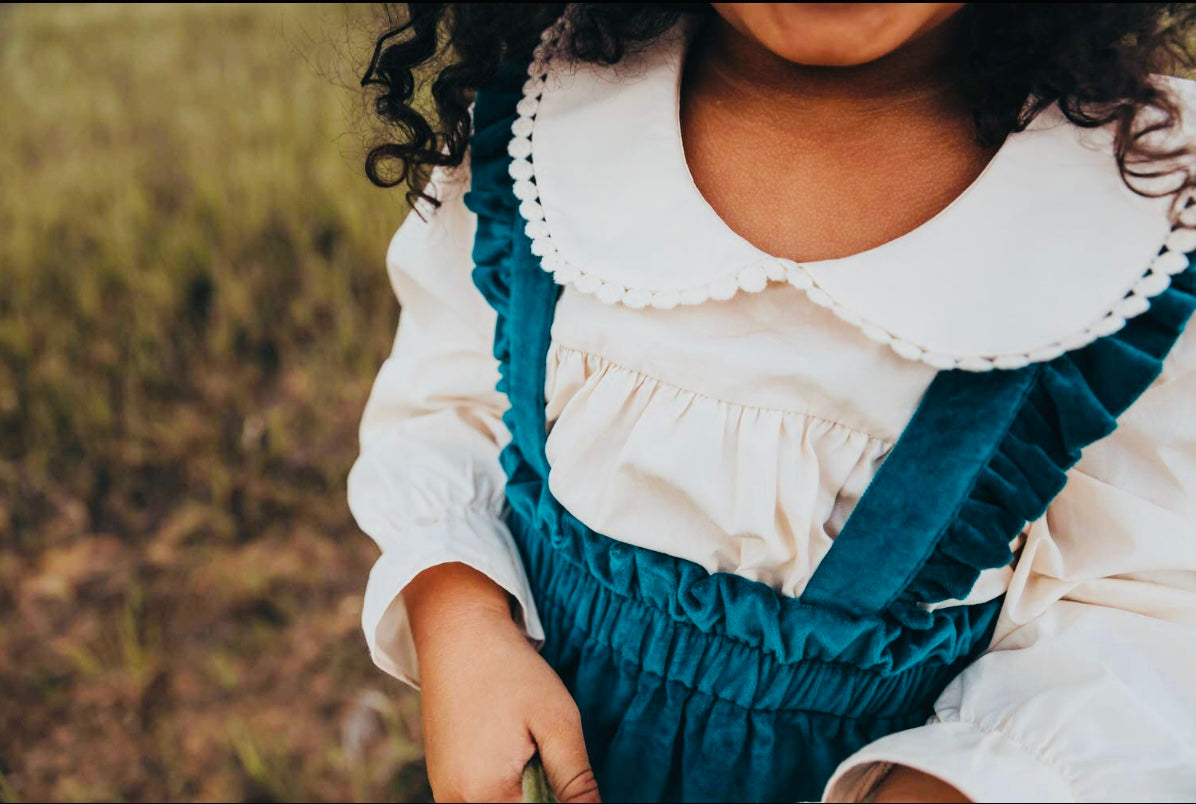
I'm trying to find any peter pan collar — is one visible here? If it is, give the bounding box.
[507,20,1196,371]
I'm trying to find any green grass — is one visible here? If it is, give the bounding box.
[0,4,429,801]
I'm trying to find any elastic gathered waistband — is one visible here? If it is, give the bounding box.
[506,497,992,720]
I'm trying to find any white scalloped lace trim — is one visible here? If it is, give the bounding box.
[508,20,1196,372]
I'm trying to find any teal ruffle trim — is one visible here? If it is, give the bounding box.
[894,259,1196,628]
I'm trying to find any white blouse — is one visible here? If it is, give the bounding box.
[349,28,1196,803]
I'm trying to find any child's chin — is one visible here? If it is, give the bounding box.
[712,2,965,68]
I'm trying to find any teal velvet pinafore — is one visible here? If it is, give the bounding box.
[465,62,1196,803]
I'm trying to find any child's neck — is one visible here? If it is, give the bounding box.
[695,15,968,138]
[680,17,999,263]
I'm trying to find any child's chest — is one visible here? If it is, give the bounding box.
[678,80,999,264]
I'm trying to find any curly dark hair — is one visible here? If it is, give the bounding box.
[362,3,1196,211]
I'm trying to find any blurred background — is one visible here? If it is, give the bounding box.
[0,4,430,801]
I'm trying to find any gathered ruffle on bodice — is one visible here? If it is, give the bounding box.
[544,341,894,598]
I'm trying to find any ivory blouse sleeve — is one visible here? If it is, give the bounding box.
[348,167,543,687]
[824,328,1196,801]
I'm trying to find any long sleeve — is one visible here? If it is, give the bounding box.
[825,326,1196,802]
[348,167,543,687]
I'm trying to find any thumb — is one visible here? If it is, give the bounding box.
[532,706,601,803]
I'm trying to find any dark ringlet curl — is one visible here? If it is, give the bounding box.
[363,3,1196,214]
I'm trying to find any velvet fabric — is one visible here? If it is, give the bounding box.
[465,60,1196,802]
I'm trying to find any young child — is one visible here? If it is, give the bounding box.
[350,4,1196,801]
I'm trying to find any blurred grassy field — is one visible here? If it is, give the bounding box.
[0,4,430,801]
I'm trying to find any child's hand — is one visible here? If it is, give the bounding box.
[406,563,600,803]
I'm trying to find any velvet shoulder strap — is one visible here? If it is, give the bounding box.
[467,61,560,489]
[802,259,1196,626]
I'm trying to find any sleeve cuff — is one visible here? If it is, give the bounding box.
[823,719,1075,803]
[360,507,544,688]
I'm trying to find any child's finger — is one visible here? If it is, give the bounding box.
[531,710,601,803]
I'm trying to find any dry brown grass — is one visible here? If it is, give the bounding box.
[0,4,428,801]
